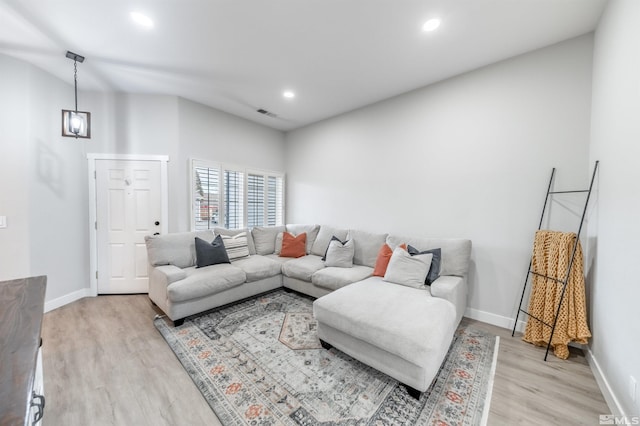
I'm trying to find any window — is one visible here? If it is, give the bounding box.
[247,172,284,227]
[224,169,244,229]
[193,164,220,230]
[191,160,284,230]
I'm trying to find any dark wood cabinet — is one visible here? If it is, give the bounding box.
[0,276,47,426]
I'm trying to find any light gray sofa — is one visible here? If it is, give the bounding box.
[145,224,471,397]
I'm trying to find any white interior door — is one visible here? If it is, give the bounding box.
[95,159,163,294]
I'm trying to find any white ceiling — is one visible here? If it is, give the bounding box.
[0,0,607,131]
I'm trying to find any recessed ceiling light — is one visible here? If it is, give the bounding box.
[130,11,154,29]
[283,91,295,99]
[422,18,441,32]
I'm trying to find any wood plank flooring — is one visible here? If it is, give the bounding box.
[41,295,609,425]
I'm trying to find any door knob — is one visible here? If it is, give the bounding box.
[153,232,160,236]
[155,221,160,226]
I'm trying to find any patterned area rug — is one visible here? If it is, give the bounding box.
[154,290,499,425]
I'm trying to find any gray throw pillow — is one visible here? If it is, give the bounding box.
[383,247,432,289]
[408,245,441,285]
[324,238,355,268]
[252,226,286,255]
[195,235,230,268]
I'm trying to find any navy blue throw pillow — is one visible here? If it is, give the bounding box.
[407,245,441,285]
[195,235,230,268]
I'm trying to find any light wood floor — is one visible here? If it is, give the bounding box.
[41,295,609,425]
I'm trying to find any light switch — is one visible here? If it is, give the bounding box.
[0,216,6,228]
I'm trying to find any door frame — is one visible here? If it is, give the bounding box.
[87,154,169,296]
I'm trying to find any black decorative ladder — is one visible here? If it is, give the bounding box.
[512,161,599,361]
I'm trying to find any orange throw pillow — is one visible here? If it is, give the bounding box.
[373,243,407,276]
[280,232,307,258]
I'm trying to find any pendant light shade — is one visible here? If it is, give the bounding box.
[62,51,91,139]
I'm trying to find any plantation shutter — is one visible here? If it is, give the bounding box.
[193,164,220,230]
[191,160,283,231]
[247,174,265,227]
[224,169,244,229]
[266,175,284,226]
[246,171,284,227]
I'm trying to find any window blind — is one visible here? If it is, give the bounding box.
[224,169,244,229]
[247,174,265,227]
[193,165,220,230]
[190,160,283,231]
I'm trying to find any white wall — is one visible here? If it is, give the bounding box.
[589,0,640,417]
[85,92,178,156]
[0,55,31,278]
[0,54,90,303]
[285,35,594,327]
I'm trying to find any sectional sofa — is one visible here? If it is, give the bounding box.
[145,224,471,396]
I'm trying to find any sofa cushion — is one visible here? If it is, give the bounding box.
[195,235,230,268]
[281,255,325,281]
[383,247,432,289]
[311,225,349,257]
[215,227,256,255]
[231,255,283,282]
[349,229,388,268]
[387,235,471,276]
[145,230,214,268]
[263,254,294,265]
[286,224,320,254]
[312,265,373,291]
[167,264,246,302]
[280,232,307,258]
[408,245,441,285]
[220,232,250,261]
[324,238,355,268]
[252,226,286,255]
[313,278,457,367]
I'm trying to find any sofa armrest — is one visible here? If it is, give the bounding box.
[154,265,187,284]
[148,265,187,316]
[430,275,467,324]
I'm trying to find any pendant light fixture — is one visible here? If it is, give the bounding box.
[61,51,91,138]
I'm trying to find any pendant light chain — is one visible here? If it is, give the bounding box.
[74,59,79,114]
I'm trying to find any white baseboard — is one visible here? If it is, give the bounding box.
[584,347,626,418]
[464,307,527,333]
[44,288,93,313]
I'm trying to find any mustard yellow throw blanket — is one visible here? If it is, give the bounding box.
[523,230,591,359]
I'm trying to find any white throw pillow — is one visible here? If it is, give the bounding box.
[324,238,355,268]
[220,232,250,261]
[383,247,433,289]
[214,227,256,255]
